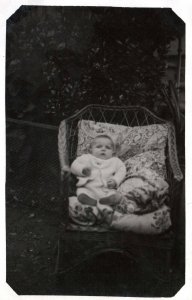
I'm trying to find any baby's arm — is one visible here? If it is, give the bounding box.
[110,159,126,187]
[71,155,91,177]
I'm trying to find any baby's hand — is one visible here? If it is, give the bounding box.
[127,201,136,214]
[82,167,91,177]
[107,178,117,189]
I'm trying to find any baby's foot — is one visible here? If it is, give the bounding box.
[78,194,97,206]
[99,193,122,206]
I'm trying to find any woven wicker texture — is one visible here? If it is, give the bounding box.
[58,105,183,181]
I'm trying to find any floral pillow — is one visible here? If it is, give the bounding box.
[124,149,167,179]
[118,124,168,161]
[77,120,168,160]
[111,204,171,234]
[117,150,169,215]
[117,167,169,215]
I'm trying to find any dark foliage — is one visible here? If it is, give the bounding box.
[6,6,184,125]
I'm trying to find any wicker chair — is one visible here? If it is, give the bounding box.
[55,104,184,293]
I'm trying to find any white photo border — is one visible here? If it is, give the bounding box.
[1,1,191,299]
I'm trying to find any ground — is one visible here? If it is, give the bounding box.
[6,199,184,297]
[6,201,60,295]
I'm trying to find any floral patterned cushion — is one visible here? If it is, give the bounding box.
[68,196,171,234]
[117,168,169,215]
[77,120,168,160]
[111,204,171,234]
[118,124,168,160]
[124,149,167,179]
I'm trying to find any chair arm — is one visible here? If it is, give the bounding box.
[60,169,77,197]
[167,122,183,182]
[58,120,70,171]
[60,169,77,225]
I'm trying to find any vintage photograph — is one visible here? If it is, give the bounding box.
[6,6,185,296]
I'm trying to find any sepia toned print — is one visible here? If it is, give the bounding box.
[6,6,185,296]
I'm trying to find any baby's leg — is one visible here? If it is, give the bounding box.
[99,192,123,206]
[78,193,97,206]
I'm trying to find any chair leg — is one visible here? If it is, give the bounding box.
[54,239,60,275]
[152,249,173,282]
[166,249,173,274]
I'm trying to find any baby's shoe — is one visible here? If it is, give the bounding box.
[78,194,97,206]
[99,192,122,206]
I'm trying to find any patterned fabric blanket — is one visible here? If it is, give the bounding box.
[117,168,169,215]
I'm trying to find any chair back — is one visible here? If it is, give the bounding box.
[59,104,168,165]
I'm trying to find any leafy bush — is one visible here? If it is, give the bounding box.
[6,6,184,124]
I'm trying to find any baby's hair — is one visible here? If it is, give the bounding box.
[91,134,115,150]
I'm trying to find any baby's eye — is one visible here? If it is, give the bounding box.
[106,146,111,149]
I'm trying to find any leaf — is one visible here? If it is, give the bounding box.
[10,59,21,66]
[29,213,35,218]
[57,42,66,50]
[47,30,55,37]
[116,40,123,45]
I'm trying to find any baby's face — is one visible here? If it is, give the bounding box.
[91,137,114,160]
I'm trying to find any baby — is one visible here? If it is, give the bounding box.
[71,135,126,210]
